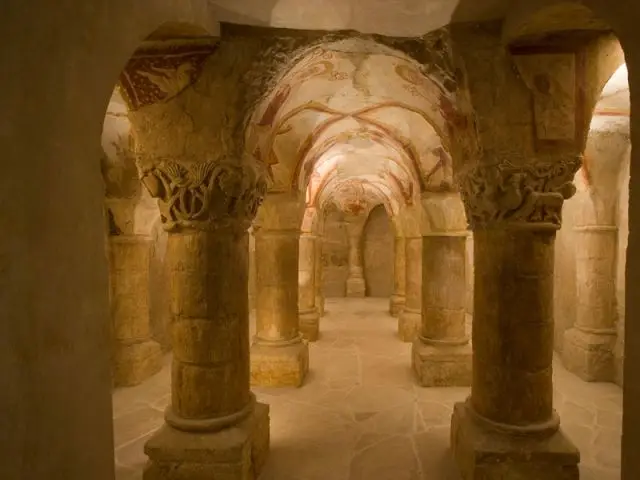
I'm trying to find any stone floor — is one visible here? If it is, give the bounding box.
[113,298,622,480]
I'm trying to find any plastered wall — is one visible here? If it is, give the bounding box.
[554,146,630,386]
[322,209,350,297]
[363,205,394,297]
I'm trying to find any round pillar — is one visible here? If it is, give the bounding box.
[345,228,366,297]
[299,232,320,340]
[398,236,421,341]
[450,157,581,480]
[165,227,253,429]
[250,193,309,387]
[139,158,270,480]
[389,236,406,317]
[471,227,557,427]
[109,235,162,387]
[412,232,471,386]
[562,225,618,381]
[314,235,326,317]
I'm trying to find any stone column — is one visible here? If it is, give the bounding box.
[345,216,366,297]
[314,235,326,316]
[139,159,270,480]
[451,157,581,480]
[108,234,163,386]
[398,235,422,341]
[563,225,618,381]
[412,193,471,386]
[251,193,309,387]
[298,232,320,341]
[389,236,406,316]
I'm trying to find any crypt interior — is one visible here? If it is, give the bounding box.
[4,1,640,480]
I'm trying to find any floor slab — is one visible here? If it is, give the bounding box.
[112,297,622,480]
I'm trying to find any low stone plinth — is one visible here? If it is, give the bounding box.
[144,402,270,480]
[450,402,580,480]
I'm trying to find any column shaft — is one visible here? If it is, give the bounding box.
[109,235,162,387]
[314,236,325,316]
[421,235,467,341]
[562,225,618,381]
[412,234,471,386]
[346,229,366,297]
[472,229,556,427]
[254,230,301,344]
[299,232,320,341]
[398,236,421,341]
[166,229,252,427]
[575,226,618,331]
[251,228,309,387]
[389,236,406,317]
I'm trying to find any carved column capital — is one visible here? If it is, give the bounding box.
[457,155,581,230]
[139,157,267,232]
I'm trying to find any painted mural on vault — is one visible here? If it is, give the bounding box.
[120,41,216,111]
[246,39,458,194]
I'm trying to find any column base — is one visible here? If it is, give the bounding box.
[450,402,579,480]
[398,308,421,342]
[411,338,472,387]
[112,339,163,387]
[143,402,270,480]
[346,277,366,297]
[250,338,309,387]
[562,327,616,382]
[389,294,405,317]
[299,308,320,342]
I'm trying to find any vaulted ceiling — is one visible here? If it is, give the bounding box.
[247,38,455,216]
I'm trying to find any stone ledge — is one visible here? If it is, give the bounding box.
[562,327,616,382]
[144,402,270,480]
[250,340,309,387]
[113,339,163,387]
[451,402,580,480]
[411,340,472,387]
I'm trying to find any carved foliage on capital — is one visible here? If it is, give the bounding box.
[139,158,267,231]
[458,156,581,229]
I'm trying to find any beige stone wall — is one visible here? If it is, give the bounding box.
[554,144,630,387]
[554,196,580,352]
[148,221,171,351]
[362,205,394,298]
[615,152,630,385]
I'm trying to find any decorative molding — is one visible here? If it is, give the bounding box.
[457,156,581,230]
[139,158,267,232]
[119,39,217,111]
